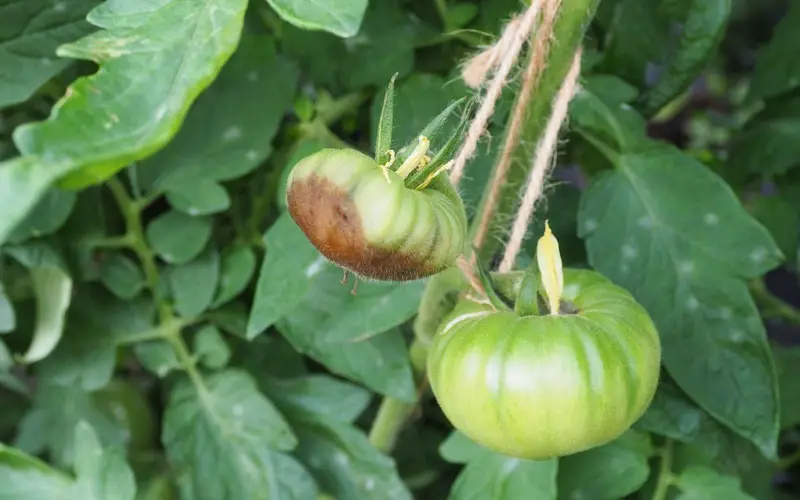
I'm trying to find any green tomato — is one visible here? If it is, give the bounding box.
[286,148,468,281]
[427,268,661,460]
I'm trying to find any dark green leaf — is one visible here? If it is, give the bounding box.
[168,245,220,318]
[276,266,417,401]
[7,189,77,244]
[99,253,145,300]
[729,93,800,176]
[212,245,256,308]
[165,180,231,216]
[571,86,648,151]
[162,370,297,500]
[265,0,368,38]
[772,343,800,429]
[557,430,653,499]
[749,194,799,262]
[0,0,99,109]
[247,212,329,338]
[38,290,155,391]
[272,452,319,499]
[439,431,488,464]
[14,382,127,469]
[675,465,755,500]
[134,341,180,378]
[638,0,732,115]
[193,325,230,370]
[578,140,782,457]
[747,2,800,102]
[146,211,212,265]
[262,374,372,424]
[137,33,298,190]
[267,383,411,500]
[0,0,249,244]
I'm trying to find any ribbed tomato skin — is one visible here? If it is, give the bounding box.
[427,268,661,460]
[286,148,467,280]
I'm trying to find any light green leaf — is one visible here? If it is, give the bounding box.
[162,370,297,500]
[675,465,755,500]
[168,246,220,318]
[20,265,73,364]
[193,325,230,370]
[137,33,298,191]
[0,0,248,244]
[14,382,127,469]
[277,267,417,401]
[747,2,800,102]
[165,180,230,216]
[570,85,648,151]
[439,431,489,464]
[99,253,145,300]
[265,0,368,38]
[0,443,75,500]
[247,212,329,338]
[134,341,180,378]
[72,421,136,500]
[638,0,731,115]
[212,245,256,308]
[450,452,558,500]
[557,430,653,499]
[272,452,319,499]
[578,140,783,457]
[266,382,412,500]
[146,211,212,264]
[0,0,100,109]
[6,189,77,244]
[262,374,372,424]
[0,283,15,333]
[38,289,155,391]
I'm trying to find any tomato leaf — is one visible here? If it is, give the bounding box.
[134,341,180,378]
[674,465,755,500]
[193,325,231,370]
[262,374,372,424]
[168,245,220,318]
[557,430,653,499]
[162,370,297,500]
[747,1,800,102]
[136,33,298,191]
[637,0,731,115]
[146,211,212,265]
[0,283,15,333]
[6,189,76,245]
[212,245,257,309]
[264,376,412,500]
[0,0,248,245]
[14,382,127,469]
[772,343,800,429]
[449,449,558,500]
[20,265,73,364]
[247,212,329,338]
[0,442,75,499]
[165,180,231,216]
[729,92,800,176]
[72,421,136,500]
[98,253,145,300]
[0,0,100,109]
[265,0,369,38]
[578,140,783,458]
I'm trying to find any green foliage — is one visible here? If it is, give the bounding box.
[1,0,800,499]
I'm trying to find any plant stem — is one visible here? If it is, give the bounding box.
[469,0,601,262]
[652,439,675,500]
[749,277,800,325]
[106,176,209,398]
[368,396,417,453]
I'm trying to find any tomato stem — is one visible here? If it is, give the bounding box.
[651,439,676,500]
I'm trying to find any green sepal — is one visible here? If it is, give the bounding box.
[394,98,465,170]
[514,266,541,317]
[374,73,398,165]
[406,111,470,189]
[473,251,513,311]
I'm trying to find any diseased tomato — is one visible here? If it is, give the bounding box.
[427,225,661,460]
[286,145,467,281]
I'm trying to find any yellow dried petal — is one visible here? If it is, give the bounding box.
[536,220,563,315]
[395,136,430,179]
